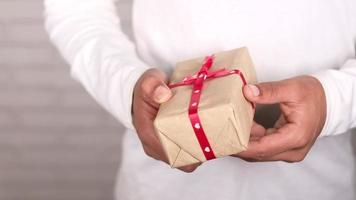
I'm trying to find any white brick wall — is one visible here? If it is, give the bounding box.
[0,0,134,200]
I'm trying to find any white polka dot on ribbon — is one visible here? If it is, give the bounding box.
[204,147,211,152]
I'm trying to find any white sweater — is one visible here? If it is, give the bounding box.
[45,0,356,199]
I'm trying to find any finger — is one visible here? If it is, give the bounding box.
[274,115,286,129]
[142,144,169,163]
[178,163,201,173]
[243,81,295,104]
[139,116,169,163]
[134,102,169,163]
[260,115,286,136]
[250,121,266,140]
[252,149,308,163]
[238,157,260,162]
[266,128,277,135]
[237,123,299,159]
[141,69,172,104]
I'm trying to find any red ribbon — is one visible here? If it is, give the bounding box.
[169,56,251,161]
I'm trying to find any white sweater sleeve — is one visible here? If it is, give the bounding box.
[44,0,149,130]
[313,57,356,137]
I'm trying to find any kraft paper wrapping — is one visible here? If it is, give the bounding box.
[154,48,257,168]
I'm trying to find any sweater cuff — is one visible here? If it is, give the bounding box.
[310,70,335,137]
[119,66,149,130]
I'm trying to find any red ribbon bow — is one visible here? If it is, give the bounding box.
[169,56,250,161]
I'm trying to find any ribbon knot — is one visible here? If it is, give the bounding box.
[168,55,251,161]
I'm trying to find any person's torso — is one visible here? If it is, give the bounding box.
[115,1,356,200]
[132,0,356,82]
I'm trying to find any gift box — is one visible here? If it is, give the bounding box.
[154,47,257,168]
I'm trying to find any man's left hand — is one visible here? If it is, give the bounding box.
[234,76,327,162]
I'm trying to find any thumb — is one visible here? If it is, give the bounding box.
[153,84,172,104]
[141,69,172,104]
[243,81,291,104]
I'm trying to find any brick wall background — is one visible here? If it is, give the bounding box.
[0,0,131,200]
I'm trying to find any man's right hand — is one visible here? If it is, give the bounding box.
[132,68,200,173]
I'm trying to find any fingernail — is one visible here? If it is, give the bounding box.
[248,84,260,97]
[154,85,171,103]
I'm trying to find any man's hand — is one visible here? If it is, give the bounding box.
[235,76,327,162]
[132,68,200,172]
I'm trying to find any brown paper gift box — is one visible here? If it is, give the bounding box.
[154,47,257,168]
